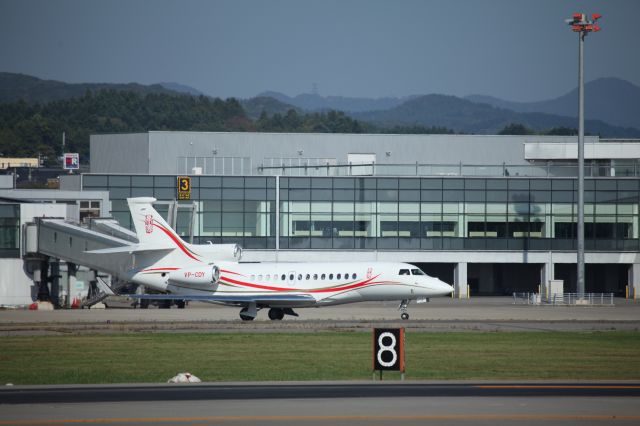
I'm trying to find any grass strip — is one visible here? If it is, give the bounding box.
[1,331,639,384]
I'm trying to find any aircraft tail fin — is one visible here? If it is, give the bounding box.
[127,197,180,249]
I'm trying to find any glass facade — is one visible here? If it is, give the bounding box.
[0,204,20,257]
[84,175,277,249]
[83,175,640,252]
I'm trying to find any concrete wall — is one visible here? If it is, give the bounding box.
[0,259,35,306]
[88,131,568,175]
[90,133,149,174]
[148,132,536,175]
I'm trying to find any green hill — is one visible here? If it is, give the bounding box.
[0,72,179,104]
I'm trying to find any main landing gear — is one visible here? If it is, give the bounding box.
[267,307,299,321]
[399,299,410,320]
[239,307,255,321]
[239,306,299,321]
[268,308,284,320]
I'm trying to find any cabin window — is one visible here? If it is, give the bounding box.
[298,274,302,281]
[344,272,349,279]
[313,274,318,280]
[321,274,326,280]
[305,274,310,280]
[329,274,334,280]
[411,269,426,276]
[281,274,286,281]
[337,273,341,280]
[258,275,263,281]
[251,275,256,280]
[289,274,294,281]
[399,269,410,275]
[265,274,270,281]
[352,273,357,279]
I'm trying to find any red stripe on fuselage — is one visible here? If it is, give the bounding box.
[141,267,180,272]
[221,275,292,291]
[219,274,383,294]
[153,223,200,262]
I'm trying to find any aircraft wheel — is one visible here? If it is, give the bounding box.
[239,307,255,321]
[401,312,409,320]
[268,308,284,320]
[140,299,149,309]
[176,300,186,309]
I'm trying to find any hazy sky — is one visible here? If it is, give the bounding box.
[1,0,638,101]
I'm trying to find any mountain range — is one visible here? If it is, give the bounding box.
[257,91,414,113]
[1,72,639,137]
[351,93,637,136]
[465,77,640,130]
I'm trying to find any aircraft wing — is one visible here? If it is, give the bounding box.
[85,245,173,255]
[124,293,317,305]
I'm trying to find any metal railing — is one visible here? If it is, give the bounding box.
[513,292,615,306]
[176,157,252,176]
[545,292,615,306]
[174,156,640,178]
[257,162,638,178]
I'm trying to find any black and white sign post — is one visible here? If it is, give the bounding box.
[372,328,405,380]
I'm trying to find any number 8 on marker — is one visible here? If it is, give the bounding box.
[377,332,397,367]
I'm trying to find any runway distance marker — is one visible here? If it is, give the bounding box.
[373,327,405,380]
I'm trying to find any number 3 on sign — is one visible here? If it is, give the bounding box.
[177,176,191,200]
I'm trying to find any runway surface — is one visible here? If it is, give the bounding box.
[2,297,638,425]
[2,382,639,425]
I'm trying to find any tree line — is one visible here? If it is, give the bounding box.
[0,89,575,166]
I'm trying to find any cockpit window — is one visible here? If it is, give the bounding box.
[411,268,426,276]
[399,269,410,276]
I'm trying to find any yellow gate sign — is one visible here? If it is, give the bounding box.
[177,176,191,200]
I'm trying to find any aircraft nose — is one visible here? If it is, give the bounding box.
[437,279,454,295]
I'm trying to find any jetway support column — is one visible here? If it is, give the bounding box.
[629,264,640,300]
[66,262,77,308]
[35,257,51,302]
[454,262,468,299]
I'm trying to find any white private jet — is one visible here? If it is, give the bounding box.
[91,197,453,320]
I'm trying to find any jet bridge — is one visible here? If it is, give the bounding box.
[24,201,197,308]
[25,217,137,308]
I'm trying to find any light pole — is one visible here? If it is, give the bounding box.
[566,13,601,297]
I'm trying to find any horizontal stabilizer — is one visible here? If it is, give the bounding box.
[85,245,174,255]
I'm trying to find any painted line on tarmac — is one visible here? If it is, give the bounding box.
[477,385,640,389]
[2,415,640,424]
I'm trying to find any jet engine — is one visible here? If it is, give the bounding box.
[167,264,220,289]
[202,243,243,261]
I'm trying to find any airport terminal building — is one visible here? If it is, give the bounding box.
[69,131,640,297]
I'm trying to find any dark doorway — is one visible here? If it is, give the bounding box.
[554,264,628,296]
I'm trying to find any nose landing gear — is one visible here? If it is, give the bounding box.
[239,302,258,321]
[399,299,410,320]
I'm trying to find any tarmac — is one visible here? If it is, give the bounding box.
[2,382,640,426]
[1,297,639,425]
[1,296,639,334]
